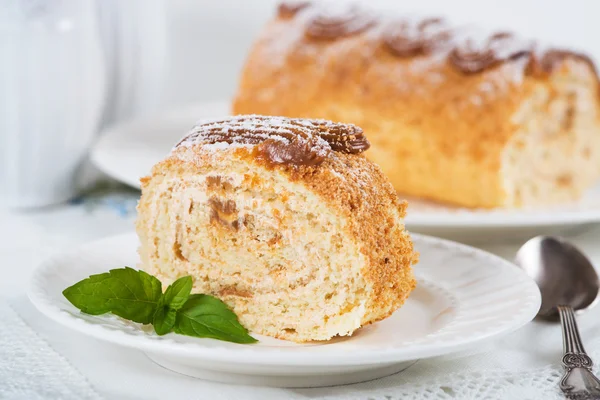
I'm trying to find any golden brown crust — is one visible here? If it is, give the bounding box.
[233,3,600,208]
[271,151,417,319]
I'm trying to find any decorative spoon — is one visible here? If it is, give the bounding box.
[515,236,600,399]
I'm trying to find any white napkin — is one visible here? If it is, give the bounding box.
[0,301,102,400]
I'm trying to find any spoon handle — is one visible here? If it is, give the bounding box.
[557,305,600,399]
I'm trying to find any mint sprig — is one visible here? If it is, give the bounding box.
[62,268,257,344]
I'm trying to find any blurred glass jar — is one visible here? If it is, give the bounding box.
[0,0,106,208]
[0,0,166,208]
[96,0,166,127]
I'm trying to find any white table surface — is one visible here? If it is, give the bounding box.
[3,185,600,399]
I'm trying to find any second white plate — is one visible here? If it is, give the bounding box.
[90,100,600,241]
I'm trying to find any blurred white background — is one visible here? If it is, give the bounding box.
[162,0,600,107]
[3,0,597,207]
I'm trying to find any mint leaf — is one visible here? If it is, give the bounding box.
[153,303,177,335]
[63,267,162,324]
[174,294,257,344]
[62,272,113,315]
[162,276,193,310]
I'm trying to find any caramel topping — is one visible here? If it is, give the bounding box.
[277,1,312,18]
[305,4,376,39]
[175,115,370,167]
[254,138,325,166]
[383,17,452,57]
[449,32,533,74]
[537,49,597,74]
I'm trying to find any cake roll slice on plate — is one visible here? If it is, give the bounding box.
[136,116,417,342]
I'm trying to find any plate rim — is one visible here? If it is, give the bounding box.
[27,232,541,367]
[90,101,232,190]
[89,100,600,229]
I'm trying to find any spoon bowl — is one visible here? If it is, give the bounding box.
[515,236,600,319]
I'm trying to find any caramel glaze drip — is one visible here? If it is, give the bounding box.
[277,1,312,19]
[175,116,370,168]
[383,18,452,57]
[305,4,376,39]
[448,32,534,74]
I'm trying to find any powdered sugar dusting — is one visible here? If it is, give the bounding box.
[200,141,253,152]
[306,1,374,25]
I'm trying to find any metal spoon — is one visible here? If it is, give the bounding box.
[515,236,600,399]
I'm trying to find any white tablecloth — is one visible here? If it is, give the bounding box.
[3,185,600,399]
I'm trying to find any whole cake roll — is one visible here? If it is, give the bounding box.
[136,115,417,342]
[233,1,600,208]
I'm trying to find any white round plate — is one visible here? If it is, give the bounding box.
[90,100,600,242]
[28,232,540,387]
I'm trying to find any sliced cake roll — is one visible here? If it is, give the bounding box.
[136,115,417,342]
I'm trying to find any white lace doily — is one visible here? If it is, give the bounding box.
[0,301,102,400]
[304,363,582,400]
